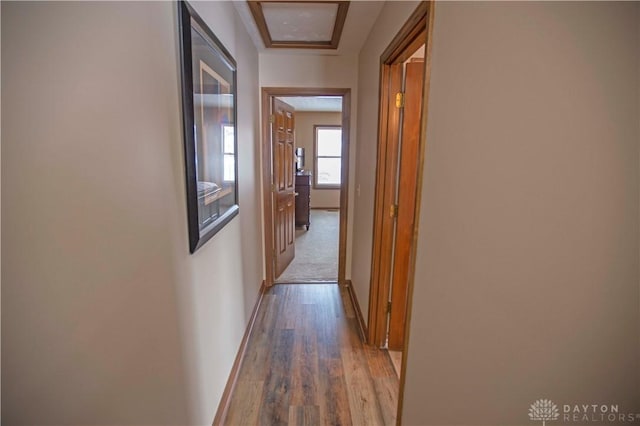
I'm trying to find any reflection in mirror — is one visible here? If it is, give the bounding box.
[191,25,236,236]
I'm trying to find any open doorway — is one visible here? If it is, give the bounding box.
[365,1,434,422]
[261,88,351,287]
[275,96,343,283]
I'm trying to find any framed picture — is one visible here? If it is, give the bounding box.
[178,1,239,253]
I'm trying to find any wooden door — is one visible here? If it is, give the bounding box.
[272,98,296,277]
[388,59,425,350]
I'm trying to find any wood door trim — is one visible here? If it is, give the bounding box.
[367,1,430,345]
[337,91,351,285]
[261,90,275,286]
[396,4,435,423]
[368,63,403,347]
[381,1,429,64]
[261,87,351,287]
[364,2,435,423]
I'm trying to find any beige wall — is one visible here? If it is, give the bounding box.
[294,111,342,209]
[351,1,420,324]
[403,2,640,424]
[260,54,358,276]
[1,2,262,424]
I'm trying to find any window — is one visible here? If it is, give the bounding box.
[223,125,235,182]
[314,125,342,188]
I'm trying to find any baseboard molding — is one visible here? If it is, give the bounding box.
[310,206,340,210]
[213,280,266,426]
[345,279,368,342]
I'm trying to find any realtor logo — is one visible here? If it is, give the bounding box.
[530,399,560,426]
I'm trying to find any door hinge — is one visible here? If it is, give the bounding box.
[271,183,276,192]
[395,92,405,108]
[390,204,398,218]
[386,301,392,314]
[269,114,275,124]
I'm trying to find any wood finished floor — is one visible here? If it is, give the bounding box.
[387,351,402,379]
[224,284,399,426]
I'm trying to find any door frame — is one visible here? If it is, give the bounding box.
[261,87,351,287]
[365,2,435,423]
[368,0,432,347]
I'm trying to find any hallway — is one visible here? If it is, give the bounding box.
[4,2,640,424]
[224,284,398,426]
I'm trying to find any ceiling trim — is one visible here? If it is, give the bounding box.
[247,1,350,49]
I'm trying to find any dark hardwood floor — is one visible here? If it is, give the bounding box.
[224,284,398,426]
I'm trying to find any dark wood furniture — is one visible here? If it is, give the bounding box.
[295,172,311,230]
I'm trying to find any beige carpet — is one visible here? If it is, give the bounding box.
[276,209,339,282]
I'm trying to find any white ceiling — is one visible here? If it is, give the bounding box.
[234,1,385,55]
[277,96,343,112]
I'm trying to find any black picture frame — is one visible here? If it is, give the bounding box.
[178,1,239,253]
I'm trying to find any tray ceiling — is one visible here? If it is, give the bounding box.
[235,1,384,55]
[248,1,350,49]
